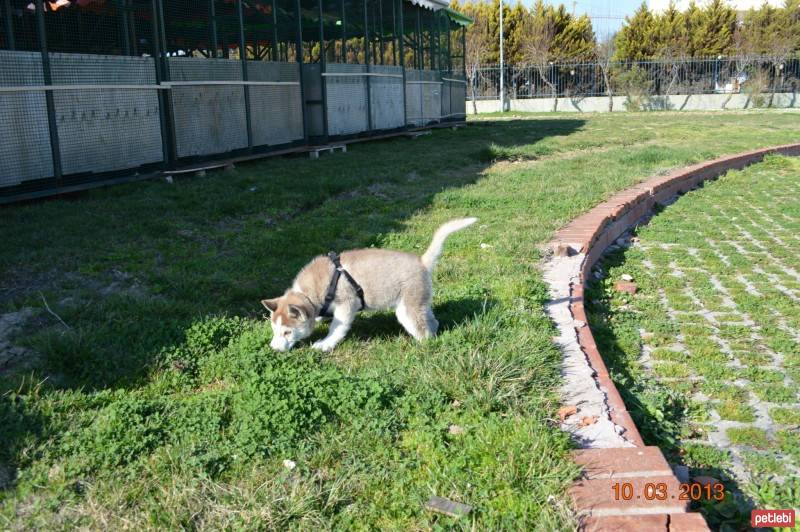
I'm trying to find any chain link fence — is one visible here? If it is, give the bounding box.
[469,57,800,101]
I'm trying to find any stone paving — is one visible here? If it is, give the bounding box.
[589,155,800,523]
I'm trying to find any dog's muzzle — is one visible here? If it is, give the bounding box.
[270,337,294,352]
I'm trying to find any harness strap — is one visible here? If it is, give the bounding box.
[319,252,366,317]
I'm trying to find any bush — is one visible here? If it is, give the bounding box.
[613,65,653,111]
[742,67,769,108]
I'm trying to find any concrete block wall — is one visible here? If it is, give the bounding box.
[470,92,800,114]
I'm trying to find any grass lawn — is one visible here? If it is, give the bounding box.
[2,111,800,529]
[587,155,800,529]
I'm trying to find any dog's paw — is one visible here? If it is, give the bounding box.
[311,339,336,352]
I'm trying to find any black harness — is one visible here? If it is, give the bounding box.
[319,252,366,317]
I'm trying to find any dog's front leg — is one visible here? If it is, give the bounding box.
[311,307,355,352]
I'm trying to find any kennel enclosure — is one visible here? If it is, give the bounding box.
[0,0,469,201]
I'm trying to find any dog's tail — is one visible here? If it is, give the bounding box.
[421,217,478,272]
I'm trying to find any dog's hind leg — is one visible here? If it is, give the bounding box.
[396,299,436,341]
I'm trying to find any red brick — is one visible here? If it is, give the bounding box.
[581,513,667,532]
[572,447,672,479]
[668,512,711,531]
[570,476,689,517]
[610,409,646,447]
[571,283,585,301]
[596,375,627,414]
[614,281,638,294]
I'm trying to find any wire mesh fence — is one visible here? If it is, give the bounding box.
[0,0,467,201]
[469,57,800,100]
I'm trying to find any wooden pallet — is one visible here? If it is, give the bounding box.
[404,130,432,139]
[308,144,347,159]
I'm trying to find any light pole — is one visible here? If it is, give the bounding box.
[499,0,504,112]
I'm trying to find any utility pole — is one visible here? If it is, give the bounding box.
[499,0,504,112]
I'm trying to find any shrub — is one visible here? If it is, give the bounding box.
[613,65,653,112]
[742,67,769,108]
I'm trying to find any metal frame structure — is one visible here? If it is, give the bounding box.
[0,0,470,201]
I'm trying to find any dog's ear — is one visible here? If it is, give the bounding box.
[287,304,308,321]
[261,298,280,314]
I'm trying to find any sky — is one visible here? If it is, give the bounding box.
[537,0,785,40]
[538,0,643,39]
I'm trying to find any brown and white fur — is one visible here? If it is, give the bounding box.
[262,217,477,352]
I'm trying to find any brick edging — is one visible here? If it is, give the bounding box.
[550,143,800,530]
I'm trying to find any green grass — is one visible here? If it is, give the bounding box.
[586,153,800,528]
[2,111,800,529]
[727,427,770,450]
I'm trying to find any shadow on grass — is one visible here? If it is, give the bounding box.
[345,297,498,342]
[0,117,585,493]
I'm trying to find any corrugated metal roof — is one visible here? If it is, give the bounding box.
[405,0,449,12]
[443,7,474,26]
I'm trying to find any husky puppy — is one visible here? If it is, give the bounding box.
[262,218,477,352]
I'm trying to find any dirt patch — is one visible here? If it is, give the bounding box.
[0,463,13,490]
[0,308,37,375]
[3,269,150,308]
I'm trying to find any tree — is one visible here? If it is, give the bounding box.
[460,0,492,114]
[555,13,595,59]
[736,1,796,106]
[503,2,530,65]
[693,0,736,57]
[654,1,688,57]
[595,35,616,111]
[484,0,502,64]
[682,1,705,57]
[520,0,559,110]
[614,2,658,60]
[740,3,782,55]
[724,27,759,108]
[654,2,690,97]
[764,20,795,106]
[786,0,800,53]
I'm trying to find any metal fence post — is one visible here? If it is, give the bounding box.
[391,0,398,66]
[461,26,465,81]
[209,0,219,57]
[398,0,407,128]
[294,0,309,144]
[117,0,131,55]
[237,0,254,150]
[363,0,372,132]
[2,0,14,50]
[35,0,62,182]
[271,0,279,61]
[377,0,384,64]
[318,0,329,139]
[415,8,421,69]
[152,0,176,167]
[341,0,347,61]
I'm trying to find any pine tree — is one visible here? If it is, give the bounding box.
[614,2,658,60]
[503,2,531,65]
[740,3,781,55]
[783,0,800,53]
[683,1,704,56]
[694,0,736,57]
[485,0,502,64]
[654,1,688,58]
[554,13,595,59]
